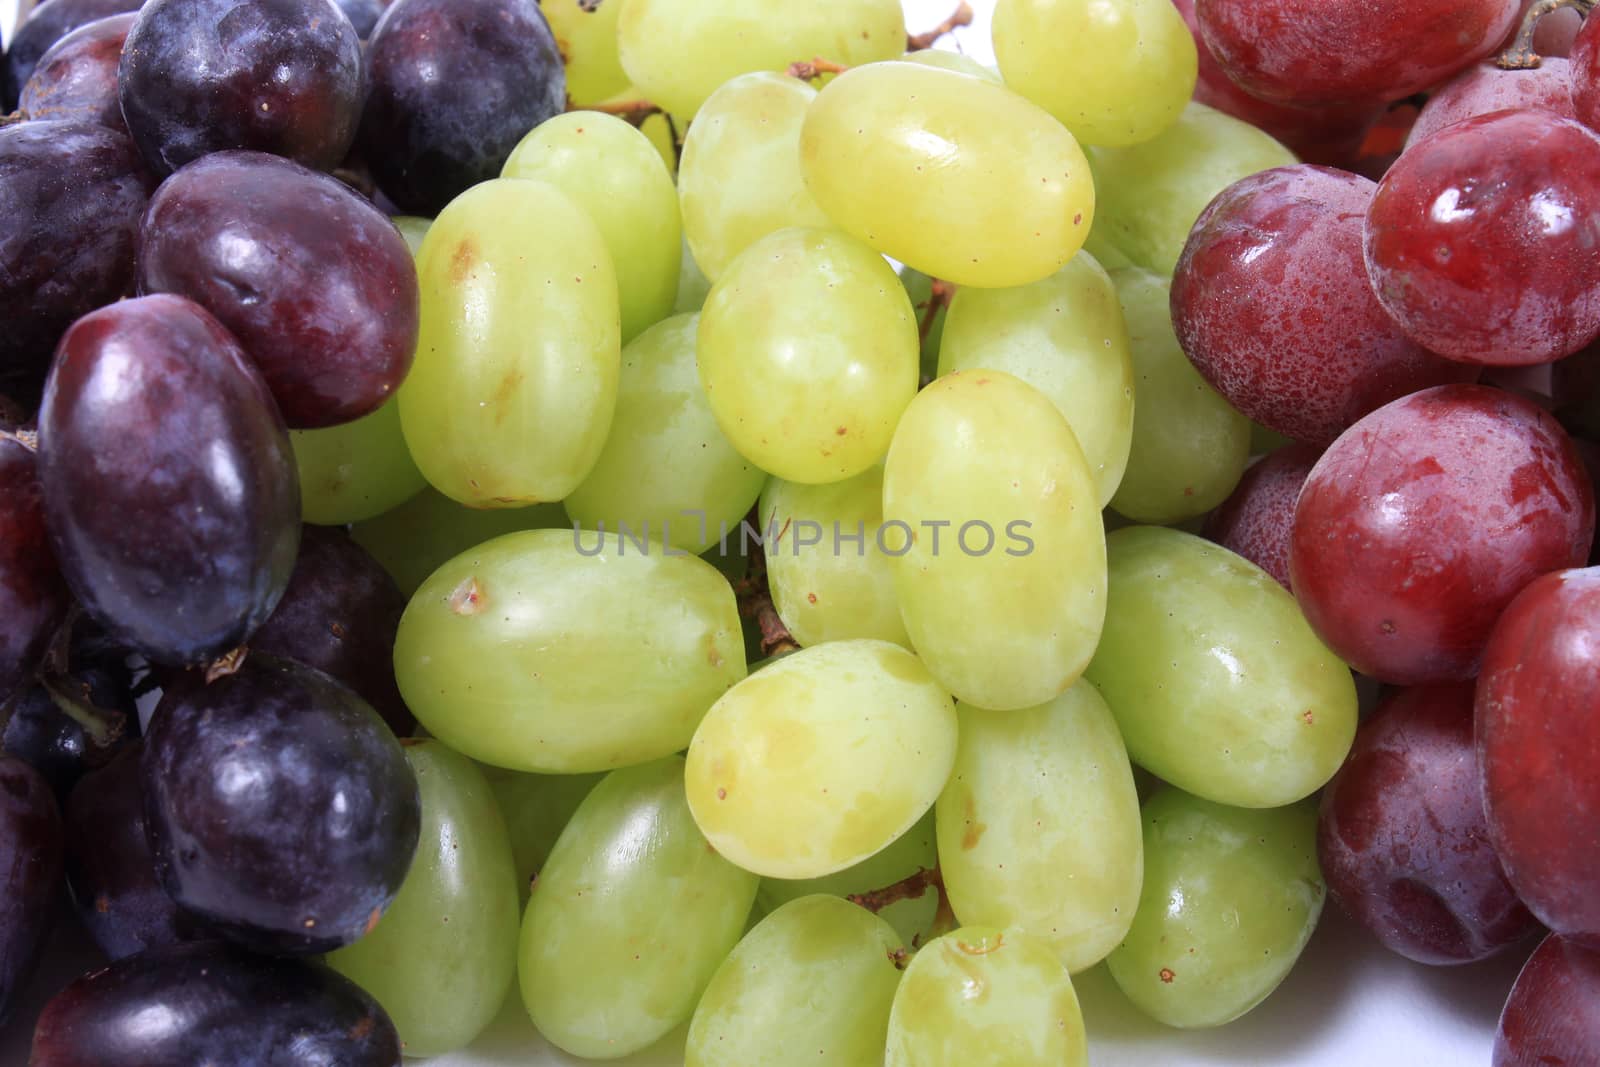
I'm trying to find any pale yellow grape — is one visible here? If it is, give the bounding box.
[900,49,1002,82]
[398,179,619,507]
[685,895,904,1067]
[1109,268,1250,524]
[1088,102,1297,274]
[291,397,425,525]
[882,371,1106,711]
[520,757,759,1059]
[350,489,568,596]
[885,928,1088,1067]
[937,251,1134,507]
[677,72,834,282]
[538,0,629,105]
[994,0,1197,147]
[758,466,910,648]
[674,239,712,312]
[393,529,745,773]
[503,113,680,343]
[564,314,766,554]
[697,227,918,484]
[1084,526,1358,807]
[685,640,958,880]
[617,0,904,118]
[1082,224,1136,270]
[800,62,1095,288]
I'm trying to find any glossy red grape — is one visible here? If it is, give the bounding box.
[1366,109,1600,366]
[117,0,363,175]
[1478,567,1600,946]
[30,941,402,1066]
[1173,165,1473,445]
[0,436,67,703]
[1408,59,1575,147]
[1201,443,1321,589]
[1495,934,1600,1066]
[36,294,300,667]
[0,121,154,401]
[1195,0,1520,107]
[19,14,135,133]
[0,754,62,1027]
[1290,384,1594,685]
[248,525,413,735]
[357,0,565,214]
[142,656,420,955]
[1570,8,1600,134]
[1318,683,1538,965]
[0,0,141,109]
[138,151,419,428]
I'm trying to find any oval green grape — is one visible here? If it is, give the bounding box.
[882,370,1106,711]
[394,528,746,773]
[1106,787,1325,1029]
[800,62,1095,288]
[538,0,629,105]
[327,740,519,1057]
[1084,526,1357,807]
[685,639,957,880]
[900,48,1001,82]
[485,768,602,906]
[291,397,425,526]
[350,488,567,596]
[520,756,760,1059]
[398,178,620,507]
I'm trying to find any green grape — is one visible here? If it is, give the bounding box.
[936,681,1142,974]
[800,62,1095,289]
[503,113,680,343]
[993,0,1197,147]
[392,215,432,256]
[398,178,620,507]
[394,528,746,773]
[686,895,904,1067]
[520,757,759,1059]
[677,72,834,283]
[1251,420,1295,456]
[885,927,1088,1067]
[758,467,911,649]
[538,0,629,105]
[1106,787,1324,1029]
[617,0,904,118]
[1082,224,1136,270]
[1088,101,1297,274]
[350,488,567,596]
[327,740,519,1057]
[882,370,1106,712]
[564,314,766,554]
[674,239,712,312]
[291,397,425,526]
[900,48,1002,82]
[757,811,938,947]
[1108,268,1250,524]
[698,227,918,484]
[484,769,602,905]
[898,268,949,384]
[1084,526,1357,807]
[937,252,1134,508]
[685,640,958,880]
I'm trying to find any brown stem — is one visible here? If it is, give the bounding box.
[907,1,975,51]
[574,98,663,127]
[917,278,956,346]
[1497,0,1595,69]
[663,112,683,172]
[786,57,851,82]
[0,428,37,452]
[849,866,942,913]
[0,112,26,128]
[204,646,249,683]
[734,508,799,658]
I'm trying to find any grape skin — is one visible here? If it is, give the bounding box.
[18,13,134,133]
[0,0,141,110]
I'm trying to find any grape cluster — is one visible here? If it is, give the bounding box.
[1,0,1598,1064]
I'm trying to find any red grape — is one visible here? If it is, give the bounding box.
[0,435,67,703]
[19,13,135,134]
[0,0,141,110]
[0,754,62,1027]
[1408,59,1575,147]
[1202,443,1321,589]
[1172,165,1473,445]
[1478,566,1600,946]
[1495,934,1600,1066]
[1290,384,1594,685]
[1366,108,1600,366]
[1570,7,1600,133]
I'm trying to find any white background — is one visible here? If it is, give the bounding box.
[0,0,1520,1063]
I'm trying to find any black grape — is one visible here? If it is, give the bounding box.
[358,0,565,214]
[0,754,63,1028]
[0,0,141,109]
[2,658,136,802]
[334,0,382,38]
[30,941,402,1066]
[0,434,66,703]
[141,656,421,954]
[36,294,300,667]
[20,13,135,133]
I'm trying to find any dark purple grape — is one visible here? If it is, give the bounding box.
[29,940,402,1066]
[0,435,66,703]
[334,0,382,38]
[142,656,420,955]
[138,151,420,428]
[0,121,153,402]
[248,526,413,735]
[1495,934,1600,1066]
[0,754,63,1027]
[19,14,135,133]
[117,0,363,175]
[36,294,300,667]
[0,0,142,109]
[358,0,564,214]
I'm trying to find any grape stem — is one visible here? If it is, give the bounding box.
[204,646,249,683]
[0,112,24,128]
[916,278,956,345]
[40,674,127,752]
[907,1,975,51]
[786,58,851,81]
[1497,0,1596,69]
[0,428,37,452]
[574,97,664,127]
[849,864,958,949]
[732,510,799,658]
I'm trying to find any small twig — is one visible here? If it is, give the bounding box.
[574,98,663,128]
[849,866,942,913]
[916,279,956,346]
[663,112,683,172]
[785,57,850,82]
[204,646,248,683]
[734,507,799,658]
[41,675,127,752]
[1497,0,1595,68]
[907,1,974,51]
[0,111,26,128]
[0,427,37,452]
